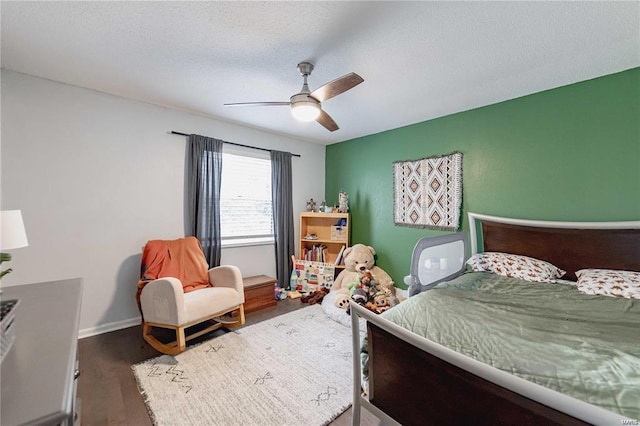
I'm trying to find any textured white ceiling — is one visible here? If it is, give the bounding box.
[2,1,638,145]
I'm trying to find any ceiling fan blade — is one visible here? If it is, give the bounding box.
[224,102,290,107]
[316,109,339,132]
[310,72,364,102]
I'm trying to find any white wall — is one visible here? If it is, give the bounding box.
[0,70,325,336]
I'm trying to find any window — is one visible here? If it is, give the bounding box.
[220,147,274,246]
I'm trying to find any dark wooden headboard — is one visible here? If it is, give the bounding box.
[469,213,640,281]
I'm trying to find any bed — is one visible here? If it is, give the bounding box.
[350,212,640,425]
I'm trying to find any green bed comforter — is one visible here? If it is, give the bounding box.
[378,272,640,420]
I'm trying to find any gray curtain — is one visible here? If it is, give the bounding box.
[270,150,295,289]
[187,134,223,267]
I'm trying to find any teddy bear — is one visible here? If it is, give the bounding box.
[334,292,350,310]
[331,244,397,306]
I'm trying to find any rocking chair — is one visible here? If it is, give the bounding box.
[137,237,245,355]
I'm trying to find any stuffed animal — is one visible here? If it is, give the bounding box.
[346,270,380,315]
[274,286,289,300]
[335,293,350,310]
[331,244,397,307]
[351,287,368,307]
[361,287,393,314]
[372,293,390,313]
[360,270,374,286]
[364,300,379,313]
[351,271,374,306]
[347,275,360,297]
[346,269,373,297]
[372,283,400,308]
[300,286,329,305]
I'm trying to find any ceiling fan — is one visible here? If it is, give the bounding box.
[224,62,364,132]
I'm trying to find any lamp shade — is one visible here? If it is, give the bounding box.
[291,102,320,122]
[1,210,29,250]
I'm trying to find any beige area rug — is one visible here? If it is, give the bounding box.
[132,304,357,425]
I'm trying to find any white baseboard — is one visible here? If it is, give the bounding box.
[79,316,141,339]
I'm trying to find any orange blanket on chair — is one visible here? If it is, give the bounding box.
[136,236,211,313]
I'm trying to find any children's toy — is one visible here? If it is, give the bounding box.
[334,293,350,310]
[360,270,374,287]
[365,300,379,313]
[344,270,377,315]
[306,198,317,212]
[274,286,288,300]
[371,293,391,313]
[288,290,302,299]
[351,270,374,303]
[343,263,374,298]
[335,259,405,315]
[358,286,393,314]
[338,191,349,213]
[331,244,395,299]
[331,243,405,312]
[351,285,369,306]
[290,257,335,293]
[301,287,329,305]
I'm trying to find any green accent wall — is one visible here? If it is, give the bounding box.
[325,68,640,287]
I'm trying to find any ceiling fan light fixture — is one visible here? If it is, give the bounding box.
[291,101,320,122]
[225,62,363,132]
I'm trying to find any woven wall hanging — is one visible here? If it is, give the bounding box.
[393,151,463,231]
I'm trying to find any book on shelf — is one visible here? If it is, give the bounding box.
[303,244,328,262]
[335,245,346,265]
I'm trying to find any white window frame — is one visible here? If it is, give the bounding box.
[220,145,275,248]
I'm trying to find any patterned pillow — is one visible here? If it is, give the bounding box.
[575,269,640,299]
[466,252,566,282]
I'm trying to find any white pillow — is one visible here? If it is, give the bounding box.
[575,269,640,299]
[466,252,566,283]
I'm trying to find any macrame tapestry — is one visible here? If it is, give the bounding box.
[393,152,462,231]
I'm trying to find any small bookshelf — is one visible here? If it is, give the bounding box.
[298,212,350,269]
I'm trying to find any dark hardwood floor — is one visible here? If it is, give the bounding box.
[78,298,382,425]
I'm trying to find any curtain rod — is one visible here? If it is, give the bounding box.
[169,131,301,158]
